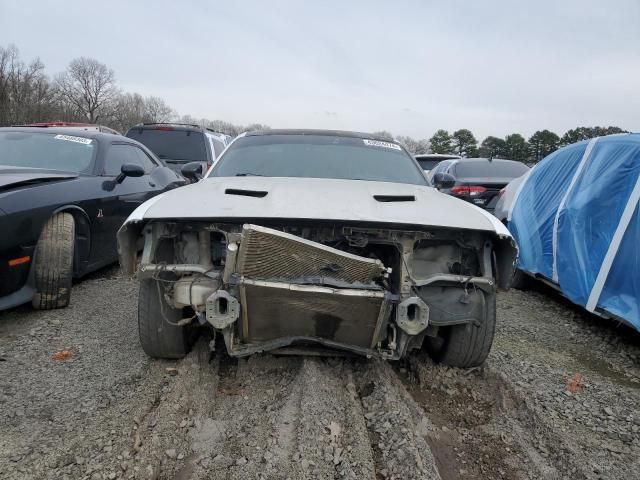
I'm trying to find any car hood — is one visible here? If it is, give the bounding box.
[0,166,78,192]
[126,176,511,236]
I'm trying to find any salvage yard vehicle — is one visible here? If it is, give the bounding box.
[500,133,640,332]
[118,130,517,367]
[125,123,231,176]
[19,121,121,135]
[0,127,185,310]
[432,158,530,212]
[414,153,460,175]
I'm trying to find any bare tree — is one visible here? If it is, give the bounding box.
[55,57,118,123]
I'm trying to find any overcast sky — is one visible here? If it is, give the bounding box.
[1,0,639,139]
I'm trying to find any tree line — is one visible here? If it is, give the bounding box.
[0,44,628,162]
[0,45,260,135]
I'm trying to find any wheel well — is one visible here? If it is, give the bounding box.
[53,207,91,277]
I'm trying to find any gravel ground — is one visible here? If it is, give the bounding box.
[0,268,638,479]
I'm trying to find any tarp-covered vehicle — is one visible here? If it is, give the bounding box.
[505,133,640,331]
[118,130,517,367]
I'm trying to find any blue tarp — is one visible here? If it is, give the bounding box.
[508,134,640,331]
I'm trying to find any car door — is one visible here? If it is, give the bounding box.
[89,142,169,266]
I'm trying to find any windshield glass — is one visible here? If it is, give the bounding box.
[0,131,96,173]
[455,160,529,178]
[126,129,206,162]
[210,134,428,185]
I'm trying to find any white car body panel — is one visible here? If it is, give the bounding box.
[127,176,511,237]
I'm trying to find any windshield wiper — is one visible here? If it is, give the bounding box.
[235,172,264,177]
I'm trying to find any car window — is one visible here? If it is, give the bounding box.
[416,159,440,171]
[211,134,427,186]
[0,132,96,173]
[208,135,226,157]
[125,128,207,163]
[104,144,156,176]
[455,161,529,178]
[212,138,225,157]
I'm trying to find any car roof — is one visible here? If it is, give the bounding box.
[456,157,520,165]
[414,154,461,160]
[127,123,227,136]
[0,126,126,141]
[245,129,404,144]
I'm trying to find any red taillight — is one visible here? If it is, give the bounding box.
[450,186,486,196]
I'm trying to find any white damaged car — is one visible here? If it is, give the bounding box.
[118,130,516,367]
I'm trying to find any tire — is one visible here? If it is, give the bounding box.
[509,268,530,290]
[138,278,194,359]
[32,213,75,310]
[427,292,496,368]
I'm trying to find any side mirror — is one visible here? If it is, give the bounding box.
[181,161,203,182]
[116,163,145,183]
[432,172,456,190]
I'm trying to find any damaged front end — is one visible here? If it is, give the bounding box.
[119,220,515,360]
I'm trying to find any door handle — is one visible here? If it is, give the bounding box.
[149,182,156,187]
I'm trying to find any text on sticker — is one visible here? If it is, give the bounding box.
[363,139,402,150]
[54,134,93,145]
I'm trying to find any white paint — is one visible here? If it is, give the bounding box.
[552,137,599,282]
[506,170,532,222]
[125,192,167,222]
[586,172,640,311]
[121,176,510,237]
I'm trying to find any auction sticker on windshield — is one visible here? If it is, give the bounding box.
[54,134,93,145]
[362,139,402,150]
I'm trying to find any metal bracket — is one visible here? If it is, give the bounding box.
[396,296,429,335]
[206,290,240,329]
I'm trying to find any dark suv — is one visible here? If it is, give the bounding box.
[125,123,231,176]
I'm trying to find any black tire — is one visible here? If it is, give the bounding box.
[138,278,194,359]
[32,213,75,310]
[509,268,530,290]
[427,293,496,368]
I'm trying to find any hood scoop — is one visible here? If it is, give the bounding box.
[225,188,268,198]
[373,194,415,202]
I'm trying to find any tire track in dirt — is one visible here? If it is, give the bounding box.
[398,352,604,480]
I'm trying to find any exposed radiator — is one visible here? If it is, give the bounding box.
[239,279,390,348]
[235,224,386,284]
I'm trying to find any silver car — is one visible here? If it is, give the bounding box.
[118,130,516,367]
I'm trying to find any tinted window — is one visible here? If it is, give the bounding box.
[104,144,156,175]
[211,135,427,185]
[208,136,226,157]
[455,161,529,178]
[0,132,96,173]
[432,160,454,175]
[417,159,440,170]
[126,129,207,163]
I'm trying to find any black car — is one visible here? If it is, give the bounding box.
[125,123,231,175]
[432,158,530,211]
[0,127,185,310]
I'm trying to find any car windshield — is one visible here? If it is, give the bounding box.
[210,134,428,185]
[455,160,529,178]
[126,128,206,162]
[0,131,96,173]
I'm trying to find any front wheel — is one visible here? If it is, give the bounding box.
[32,212,75,310]
[138,278,196,359]
[425,292,496,368]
